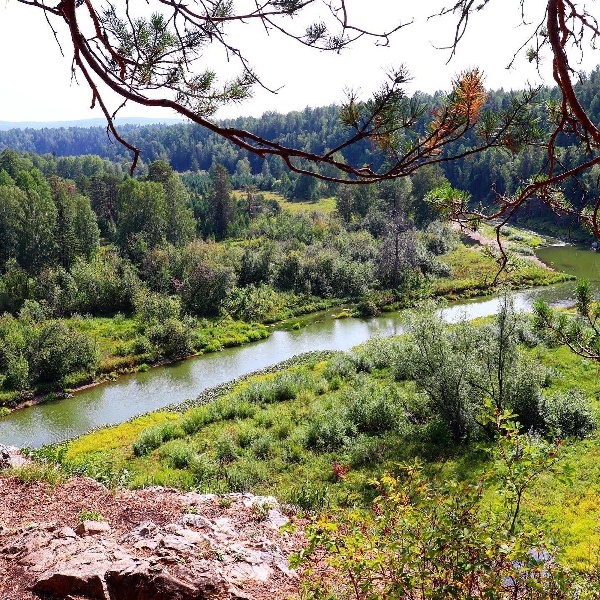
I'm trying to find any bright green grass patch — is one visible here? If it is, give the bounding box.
[277,196,337,214]
[66,315,140,359]
[435,245,572,299]
[193,319,269,352]
[524,438,600,568]
[232,189,337,214]
[65,412,178,460]
[479,223,545,249]
[528,344,600,400]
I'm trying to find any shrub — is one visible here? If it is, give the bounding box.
[281,440,304,464]
[236,424,261,448]
[273,419,292,440]
[132,426,164,457]
[131,336,153,355]
[287,480,330,511]
[224,458,267,492]
[347,435,388,468]
[215,434,239,464]
[181,263,236,317]
[539,389,596,439]
[28,320,99,386]
[146,317,194,360]
[250,434,277,459]
[237,371,317,405]
[180,407,209,435]
[304,413,354,451]
[322,355,357,380]
[344,385,403,434]
[132,422,184,456]
[296,461,579,598]
[160,422,186,442]
[211,398,256,421]
[351,338,406,373]
[4,353,30,390]
[159,439,196,469]
[189,453,218,485]
[133,290,182,324]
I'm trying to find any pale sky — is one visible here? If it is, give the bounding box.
[0,0,596,123]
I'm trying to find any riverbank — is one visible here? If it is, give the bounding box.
[1,286,580,449]
[0,224,572,421]
[454,221,552,270]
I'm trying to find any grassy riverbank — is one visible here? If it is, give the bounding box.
[0,251,568,415]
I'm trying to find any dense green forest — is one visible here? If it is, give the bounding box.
[4,69,600,239]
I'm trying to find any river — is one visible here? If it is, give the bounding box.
[1,243,599,449]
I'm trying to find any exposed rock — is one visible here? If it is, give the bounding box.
[0,477,304,600]
[0,445,29,469]
[33,567,109,599]
[105,563,222,600]
[0,446,11,470]
[75,520,111,536]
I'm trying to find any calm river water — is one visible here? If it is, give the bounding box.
[1,243,599,448]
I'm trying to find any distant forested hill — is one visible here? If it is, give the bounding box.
[0,105,376,177]
[0,117,185,131]
[2,68,600,233]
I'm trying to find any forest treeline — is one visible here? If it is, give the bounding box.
[3,69,600,237]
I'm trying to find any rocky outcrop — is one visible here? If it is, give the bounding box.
[0,445,29,469]
[0,485,303,600]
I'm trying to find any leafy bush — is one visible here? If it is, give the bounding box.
[4,353,30,390]
[0,314,99,391]
[181,262,236,317]
[304,413,355,451]
[250,434,277,459]
[236,370,320,406]
[159,439,196,469]
[132,422,184,456]
[539,390,596,439]
[189,453,218,485]
[146,317,194,359]
[297,460,581,599]
[422,220,459,256]
[287,480,330,511]
[225,284,281,322]
[347,435,388,468]
[132,426,164,457]
[214,434,239,464]
[235,424,261,448]
[344,384,403,434]
[180,407,210,435]
[209,397,257,421]
[133,289,182,324]
[322,355,358,380]
[160,422,186,442]
[224,458,267,492]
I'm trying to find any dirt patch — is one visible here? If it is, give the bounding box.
[454,222,553,270]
